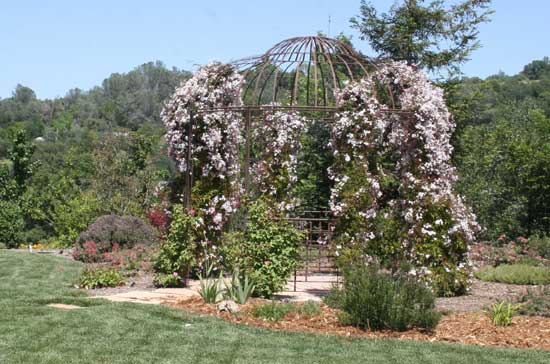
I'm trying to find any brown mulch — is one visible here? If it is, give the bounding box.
[166,297,550,351]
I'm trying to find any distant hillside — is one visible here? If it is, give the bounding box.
[0,61,191,153]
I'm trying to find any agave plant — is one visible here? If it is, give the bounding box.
[225,269,255,305]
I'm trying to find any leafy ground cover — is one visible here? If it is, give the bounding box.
[475,264,550,285]
[1,251,550,364]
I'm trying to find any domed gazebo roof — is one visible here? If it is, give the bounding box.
[232,36,383,108]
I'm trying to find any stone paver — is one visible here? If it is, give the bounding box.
[96,274,339,305]
[47,303,82,310]
[95,288,199,305]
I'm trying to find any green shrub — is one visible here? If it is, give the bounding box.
[50,192,101,247]
[78,214,158,249]
[22,226,48,245]
[154,205,197,280]
[250,302,295,321]
[488,301,522,326]
[77,267,125,289]
[518,286,550,317]
[297,301,321,316]
[0,200,24,249]
[474,264,550,285]
[327,265,441,331]
[153,273,184,288]
[222,199,303,298]
[529,235,550,259]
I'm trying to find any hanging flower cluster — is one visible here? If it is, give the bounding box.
[330,61,479,296]
[251,106,307,210]
[161,62,244,263]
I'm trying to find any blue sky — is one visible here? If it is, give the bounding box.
[1,0,548,99]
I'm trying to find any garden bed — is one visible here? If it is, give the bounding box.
[166,296,550,351]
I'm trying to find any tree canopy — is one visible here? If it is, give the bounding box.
[351,0,493,76]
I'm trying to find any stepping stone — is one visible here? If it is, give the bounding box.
[94,289,199,305]
[47,303,82,310]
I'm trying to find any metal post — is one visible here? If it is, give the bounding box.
[244,109,251,194]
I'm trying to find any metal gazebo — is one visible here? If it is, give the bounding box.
[184,36,403,285]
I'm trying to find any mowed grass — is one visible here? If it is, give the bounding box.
[1,251,549,364]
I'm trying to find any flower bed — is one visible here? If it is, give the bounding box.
[166,296,550,351]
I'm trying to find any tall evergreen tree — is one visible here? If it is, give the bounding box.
[351,0,493,76]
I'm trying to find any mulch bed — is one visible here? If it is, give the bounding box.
[166,297,550,351]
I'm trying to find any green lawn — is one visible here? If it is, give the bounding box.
[1,251,549,364]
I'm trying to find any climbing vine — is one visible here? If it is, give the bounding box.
[329,61,479,296]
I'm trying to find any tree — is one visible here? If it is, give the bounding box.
[522,57,550,80]
[13,85,36,104]
[9,130,38,195]
[351,0,493,76]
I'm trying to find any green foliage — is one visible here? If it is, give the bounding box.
[529,235,550,259]
[224,269,255,305]
[297,301,321,316]
[250,302,295,322]
[22,226,48,244]
[77,267,125,289]
[91,132,161,216]
[4,251,550,364]
[198,267,225,304]
[222,199,303,298]
[0,200,25,248]
[518,286,550,317]
[475,264,550,285]
[522,57,550,80]
[50,192,101,247]
[294,121,333,210]
[327,265,441,331]
[78,214,158,248]
[153,273,184,288]
[154,205,197,279]
[351,0,493,76]
[488,301,522,326]
[334,169,471,296]
[456,109,550,239]
[8,129,39,196]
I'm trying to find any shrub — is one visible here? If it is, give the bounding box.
[22,226,48,245]
[297,301,321,316]
[327,265,441,331]
[0,200,24,249]
[153,205,197,281]
[250,302,295,321]
[529,235,550,259]
[474,264,550,285]
[518,286,550,317]
[146,204,169,234]
[51,192,101,247]
[488,301,522,326]
[77,214,158,249]
[77,267,125,289]
[153,272,185,288]
[222,199,303,298]
[72,241,104,263]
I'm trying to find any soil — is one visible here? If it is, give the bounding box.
[436,280,533,313]
[166,297,550,351]
[89,271,534,313]
[86,270,157,296]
